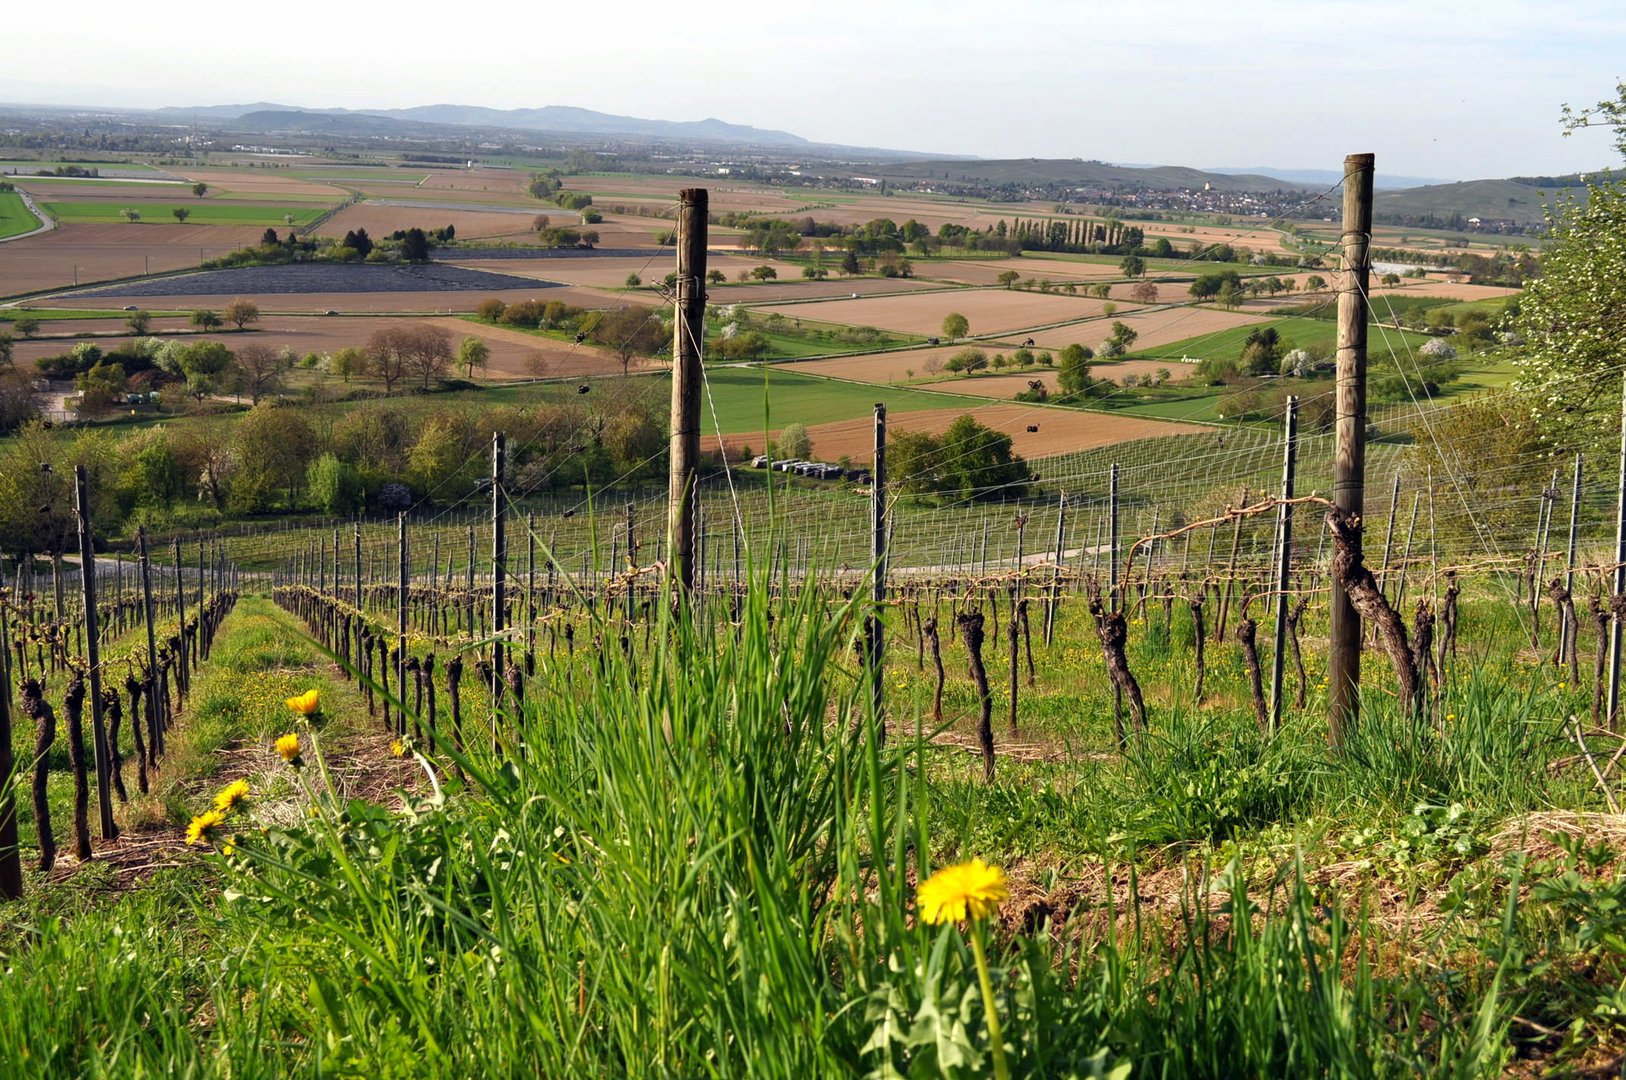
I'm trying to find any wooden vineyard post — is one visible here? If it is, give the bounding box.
[353,523,362,611]
[669,187,707,601]
[491,431,507,739]
[869,403,888,738]
[397,513,409,738]
[1329,152,1374,748]
[138,528,162,757]
[74,466,116,842]
[1608,371,1626,726]
[1378,474,1401,601]
[0,554,20,899]
[173,536,188,696]
[1563,453,1583,667]
[526,512,537,677]
[1045,493,1066,646]
[1109,463,1122,735]
[1269,396,1299,734]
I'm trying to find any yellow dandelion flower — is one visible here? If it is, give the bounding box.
[275,732,303,765]
[213,779,250,813]
[185,808,227,847]
[285,689,320,716]
[917,857,1008,925]
[222,836,237,857]
[389,738,405,758]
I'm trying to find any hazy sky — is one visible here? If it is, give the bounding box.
[5,0,1623,179]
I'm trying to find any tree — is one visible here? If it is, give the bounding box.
[224,297,260,331]
[191,309,222,331]
[342,228,373,258]
[774,422,812,460]
[231,403,316,510]
[406,414,475,495]
[997,269,1021,289]
[1215,281,1244,310]
[625,272,642,287]
[1240,326,1283,375]
[841,250,862,276]
[475,298,506,322]
[12,314,39,339]
[399,228,430,263]
[232,343,288,404]
[458,336,491,378]
[125,310,151,334]
[751,265,777,281]
[172,207,190,223]
[1380,272,1402,287]
[74,361,127,417]
[307,453,363,513]
[330,345,366,383]
[1058,344,1096,397]
[1119,254,1145,278]
[707,269,727,286]
[173,339,234,402]
[1420,338,1458,361]
[1516,176,1626,413]
[590,305,668,376]
[192,182,208,198]
[1129,281,1159,304]
[120,208,141,223]
[889,414,1030,500]
[403,324,453,388]
[261,228,280,245]
[942,312,970,339]
[1304,274,1326,293]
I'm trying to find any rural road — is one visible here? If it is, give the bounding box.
[1,189,55,243]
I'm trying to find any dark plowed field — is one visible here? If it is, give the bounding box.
[71,262,562,298]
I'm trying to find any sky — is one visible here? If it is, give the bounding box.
[4,0,1623,181]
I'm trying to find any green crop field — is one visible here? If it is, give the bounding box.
[0,190,42,239]
[39,201,328,226]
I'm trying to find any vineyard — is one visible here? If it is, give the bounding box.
[0,359,1623,1074]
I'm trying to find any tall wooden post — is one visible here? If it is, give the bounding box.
[1562,453,1583,665]
[491,432,507,728]
[75,466,116,841]
[1269,396,1298,733]
[869,403,888,736]
[397,513,409,736]
[669,187,708,600]
[0,556,20,898]
[1328,152,1374,748]
[1607,373,1626,725]
[138,528,162,756]
[1109,463,1122,734]
[172,536,188,695]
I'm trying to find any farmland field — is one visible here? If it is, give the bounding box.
[40,201,329,227]
[0,190,42,239]
[758,289,1115,337]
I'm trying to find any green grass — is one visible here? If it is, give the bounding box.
[0,160,161,172]
[1130,315,1434,364]
[10,178,194,196]
[659,364,960,433]
[4,573,1612,1074]
[0,190,42,239]
[40,201,328,227]
[0,308,189,322]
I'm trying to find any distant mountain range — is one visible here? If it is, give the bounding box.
[150,101,937,158]
[865,158,1312,193]
[1206,166,1453,190]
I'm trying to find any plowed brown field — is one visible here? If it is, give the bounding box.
[703,403,1201,462]
[758,289,1107,337]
